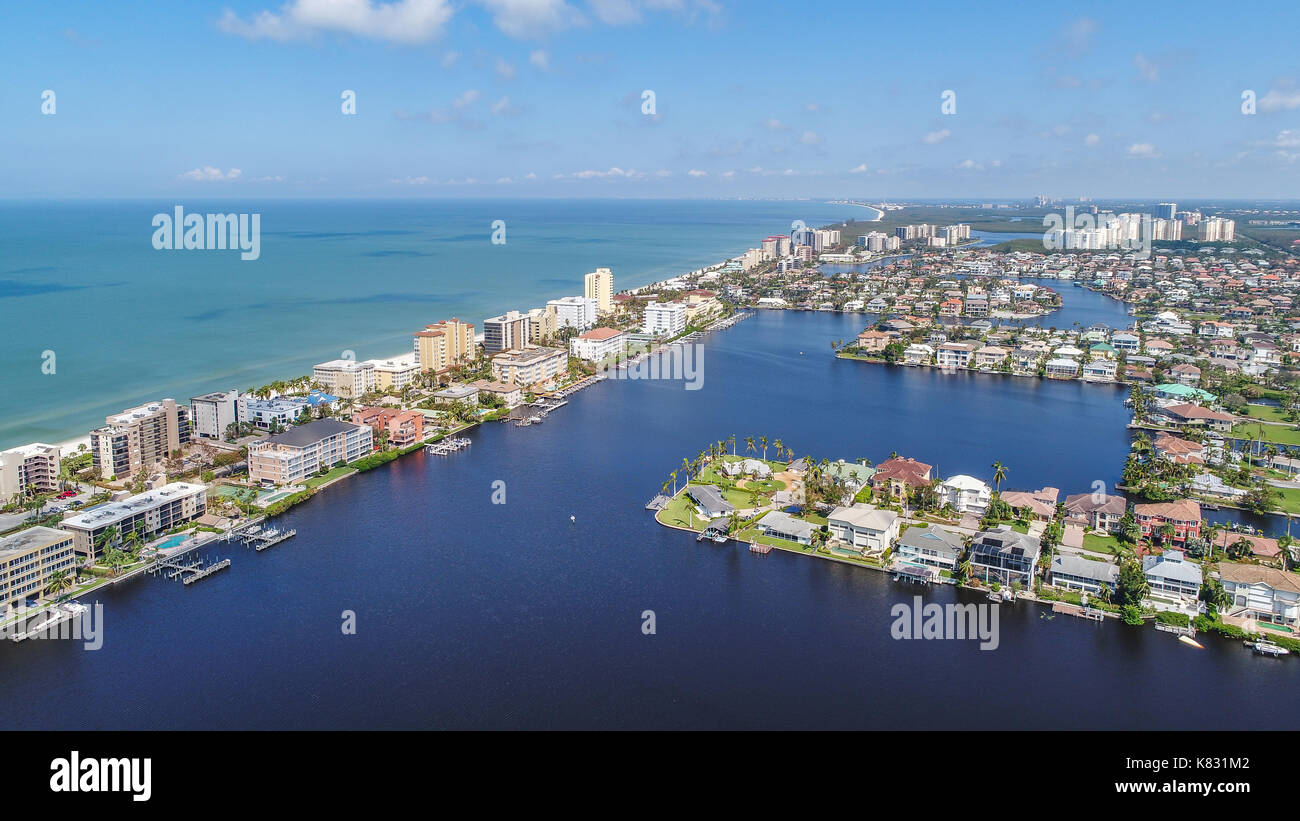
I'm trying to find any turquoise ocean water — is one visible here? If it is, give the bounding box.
[0,199,859,445]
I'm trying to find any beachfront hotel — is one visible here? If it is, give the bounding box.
[584,268,614,315]
[190,389,241,440]
[483,310,533,353]
[414,318,478,375]
[61,482,207,560]
[364,352,420,392]
[490,346,567,389]
[313,359,375,398]
[89,399,192,481]
[246,419,373,486]
[0,526,78,612]
[0,442,62,503]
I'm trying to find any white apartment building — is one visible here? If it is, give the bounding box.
[246,419,373,486]
[313,359,375,398]
[365,352,420,392]
[547,296,598,330]
[190,389,240,440]
[61,482,207,560]
[0,443,62,503]
[0,526,78,612]
[483,310,533,353]
[570,327,626,362]
[490,346,567,388]
[1197,217,1236,242]
[644,301,687,337]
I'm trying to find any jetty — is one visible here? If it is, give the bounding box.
[749,541,772,554]
[1155,620,1197,637]
[6,603,89,643]
[245,527,297,552]
[426,437,471,455]
[1052,602,1106,621]
[183,558,231,585]
[892,565,934,585]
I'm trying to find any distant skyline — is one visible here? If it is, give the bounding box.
[4,0,1300,199]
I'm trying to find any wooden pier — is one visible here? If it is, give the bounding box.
[183,558,231,585]
[425,437,471,455]
[243,527,297,552]
[1154,621,1196,637]
[749,541,772,554]
[1052,602,1106,621]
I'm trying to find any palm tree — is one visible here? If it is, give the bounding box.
[745,437,756,457]
[42,569,74,600]
[760,436,769,461]
[94,525,121,559]
[773,439,784,464]
[728,435,736,457]
[670,471,679,495]
[991,461,1008,493]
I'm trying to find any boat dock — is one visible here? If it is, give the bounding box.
[426,437,471,455]
[1052,602,1106,621]
[749,541,772,554]
[1155,621,1197,637]
[892,565,935,585]
[1250,640,1290,657]
[245,527,297,552]
[6,603,89,643]
[183,558,231,585]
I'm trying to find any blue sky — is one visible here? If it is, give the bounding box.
[3,0,1300,199]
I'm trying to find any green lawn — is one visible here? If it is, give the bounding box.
[305,465,358,489]
[1232,423,1300,446]
[1082,533,1125,556]
[1244,404,1293,423]
[1272,487,1300,514]
[655,492,706,531]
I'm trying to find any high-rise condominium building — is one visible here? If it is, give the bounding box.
[644,301,687,337]
[414,318,478,375]
[584,268,614,315]
[483,310,533,353]
[90,399,191,480]
[0,443,61,503]
[190,389,241,440]
[1197,217,1235,242]
[1156,202,1177,220]
[313,359,375,398]
[547,296,598,330]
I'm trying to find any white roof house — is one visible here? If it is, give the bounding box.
[938,474,991,515]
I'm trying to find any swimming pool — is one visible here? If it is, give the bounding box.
[156,535,189,550]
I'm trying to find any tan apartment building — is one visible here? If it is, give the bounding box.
[527,306,558,344]
[0,442,62,503]
[585,267,614,315]
[247,419,373,486]
[90,399,192,481]
[313,359,375,398]
[490,346,567,389]
[414,318,478,375]
[0,526,78,612]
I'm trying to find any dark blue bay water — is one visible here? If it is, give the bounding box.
[2,310,1296,730]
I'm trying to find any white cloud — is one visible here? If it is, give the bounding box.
[179,166,242,181]
[956,159,981,170]
[849,163,868,174]
[588,0,641,24]
[529,49,550,69]
[477,0,586,39]
[495,58,516,80]
[1126,142,1159,158]
[761,118,788,132]
[562,166,645,179]
[1261,90,1300,113]
[1134,54,1159,83]
[453,89,480,108]
[491,96,518,115]
[219,0,454,44]
[798,130,823,146]
[922,129,951,145]
[1274,130,1300,148]
[1084,133,1100,147]
[441,50,461,67]
[687,169,707,177]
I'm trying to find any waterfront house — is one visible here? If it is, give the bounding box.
[999,487,1059,521]
[1081,360,1117,382]
[1062,492,1127,533]
[903,343,934,365]
[469,379,523,409]
[1133,500,1201,547]
[432,384,480,407]
[1151,383,1216,403]
[1217,564,1300,627]
[1153,403,1235,432]
[827,504,899,554]
[872,457,933,501]
[1170,363,1202,386]
[1111,332,1141,351]
[936,342,977,369]
[969,525,1041,588]
[1152,432,1204,465]
[722,458,772,480]
[1048,554,1119,595]
[61,482,207,561]
[1190,473,1247,500]
[1044,357,1079,379]
[0,526,79,612]
[247,419,373,487]
[1011,348,1040,375]
[686,484,734,519]
[973,345,1009,369]
[937,474,991,516]
[855,330,890,353]
[894,525,964,573]
[755,511,812,545]
[1142,550,1202,600]
[1213,531,1282,562]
